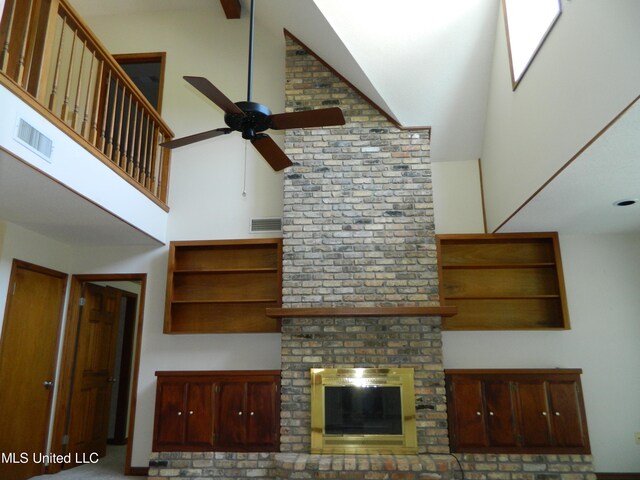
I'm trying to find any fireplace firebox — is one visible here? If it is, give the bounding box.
[310,368,418,454]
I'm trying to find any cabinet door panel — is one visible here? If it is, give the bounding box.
[185,382,214,447]
[517,382,552,447]
[247,382,277,447]
[155,382,186,446]
[484,381,518,447]
[449,379,488,448]
[548,381,586,447]
[218,382,247,447]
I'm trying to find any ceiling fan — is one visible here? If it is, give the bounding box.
[160,0,346,171]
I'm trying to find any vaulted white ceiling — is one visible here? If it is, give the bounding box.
[56,0,640,236]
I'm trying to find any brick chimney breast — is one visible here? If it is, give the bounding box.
[279,35,447,455]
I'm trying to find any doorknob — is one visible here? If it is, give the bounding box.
[107,377,117,383]
[43,381,54,389]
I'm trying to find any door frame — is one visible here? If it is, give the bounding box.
[50,273,147,476]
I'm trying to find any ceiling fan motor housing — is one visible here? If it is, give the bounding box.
[226,101,273,139]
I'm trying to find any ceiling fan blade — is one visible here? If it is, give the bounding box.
[251,134,293,172]
[160,128,232,149]
[269,107,345,130]
[183,76,244,115]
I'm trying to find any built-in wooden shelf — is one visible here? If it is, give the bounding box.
[265,306,457,318]
[437,232,570,331]
[164,239,282,334]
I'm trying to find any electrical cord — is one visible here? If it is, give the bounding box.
[450,453,465,480]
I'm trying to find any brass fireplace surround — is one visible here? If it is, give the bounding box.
[310,367,418,454]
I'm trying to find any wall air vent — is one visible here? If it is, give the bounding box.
[250,217,282,233]
[15,118,53,162]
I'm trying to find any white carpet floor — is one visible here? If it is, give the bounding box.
[31,445,139,479]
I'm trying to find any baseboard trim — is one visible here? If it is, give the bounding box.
[127,466,149,476]
[596,473,640,480]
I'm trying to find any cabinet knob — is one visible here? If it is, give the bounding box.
[43,381,54,388]
[476,411,481,416]
[189,410,194,415]
[250,411,255,416]
[177,411,182,416]
[542,411,547,416]
[238,411,243,416]
[554,411,561,416]
[489,411,494,416]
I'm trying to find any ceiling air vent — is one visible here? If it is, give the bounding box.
[250,217,282,233]
[15,118,53,161]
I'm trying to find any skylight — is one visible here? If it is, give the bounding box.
[503,0,561,89]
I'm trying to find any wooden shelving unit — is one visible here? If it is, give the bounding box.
[164,239,282,333]
[436,233,569,330]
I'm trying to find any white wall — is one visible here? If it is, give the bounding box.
[481,0,640,232]
[442,233,640,472]
[0,222,73,331]
[83,5,286,240]
[432,159,485,234]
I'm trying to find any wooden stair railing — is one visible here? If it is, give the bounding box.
[0,0,174,207]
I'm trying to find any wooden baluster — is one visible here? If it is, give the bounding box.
[147,122,159,189]
[127,101,139,176]
[0,0,19,73]
[146,120,156,188]
[81,50,96,138]
[89,58,104,146]
[71,39,87,131]
[48,19,65,111]
[120,91,132,171]
[60,27,77,124]
[113,79,127,168]
[133,118,149,183]
[15,0,34,87]
[134,110,146,179]
[105,77,118,160]
[139,114,150,184]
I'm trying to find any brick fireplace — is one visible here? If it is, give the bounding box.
[270,33,457,479]
[148,33,597,480]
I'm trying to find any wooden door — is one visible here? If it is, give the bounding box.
[517,381,552,447]
[246,381,278,448]
[0,261,67,480]
[218,382,247,447]
[67,283,121,462]
[447,378,488,449]
[547,380,587,448]
[154,380,187,447]
[185,382,214,447]
[484,381,518,447]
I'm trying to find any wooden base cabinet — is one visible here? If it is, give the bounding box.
[446,369,590,454]
[153,371,280,452]
[154,380,214,450]
[218,380,279,449]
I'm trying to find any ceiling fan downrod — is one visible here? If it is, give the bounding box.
[246,0,255,103]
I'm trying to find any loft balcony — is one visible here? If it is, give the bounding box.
[0,0,174,245]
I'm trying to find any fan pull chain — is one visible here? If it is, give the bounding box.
[242,140,248,197]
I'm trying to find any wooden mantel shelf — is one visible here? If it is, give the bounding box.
[265,306,457,318]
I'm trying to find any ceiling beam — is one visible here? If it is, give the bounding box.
[220,0,241,19]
